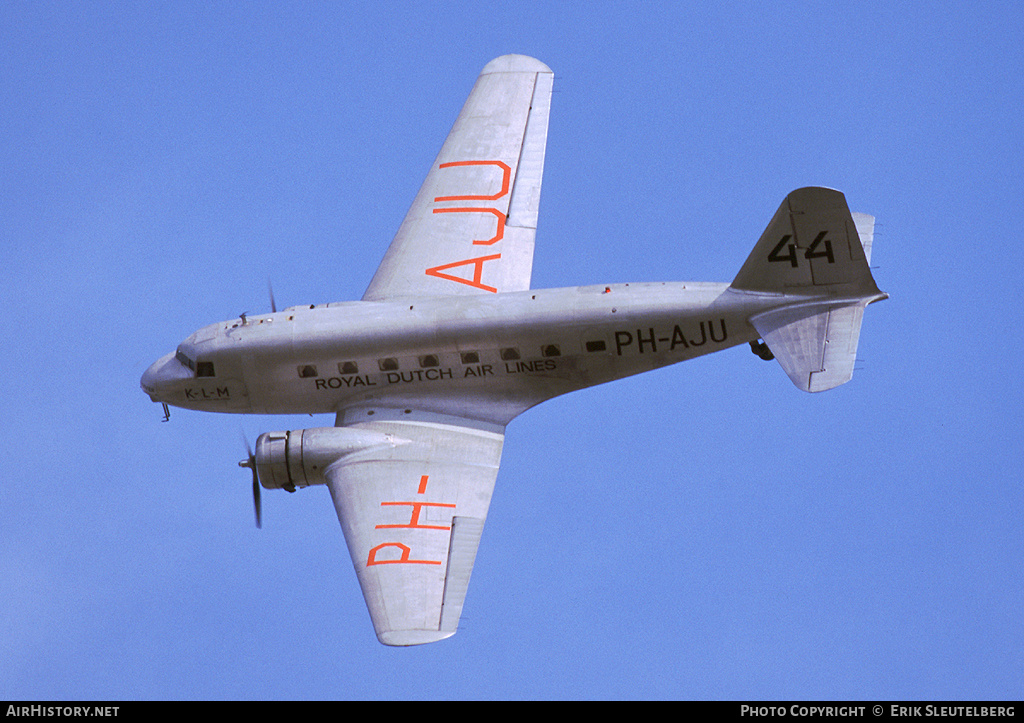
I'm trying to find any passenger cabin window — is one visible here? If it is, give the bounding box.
[419,354,439,368]
[196,361,216,378]
[460,351,480,364]
[339,361,358,375]
[378,358,399,371]
[298,365,318,378]
[542,345,561,358]
[500,347,520,361]
[586,340,607,352]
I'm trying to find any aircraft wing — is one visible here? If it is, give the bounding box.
[325,413,504,645]
[362,55,553,301]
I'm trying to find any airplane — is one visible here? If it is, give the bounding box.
[141,54,887,646]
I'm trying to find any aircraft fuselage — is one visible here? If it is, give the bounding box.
[142,281,777,425]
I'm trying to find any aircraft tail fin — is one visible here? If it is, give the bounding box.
[731,187,886,392]
[731,187,880,295]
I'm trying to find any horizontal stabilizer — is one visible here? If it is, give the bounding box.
[751,301,869,392]
[851,212,875,264]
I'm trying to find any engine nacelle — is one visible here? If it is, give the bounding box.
[253,427,404,491]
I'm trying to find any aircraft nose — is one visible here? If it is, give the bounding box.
[141,352,176,401]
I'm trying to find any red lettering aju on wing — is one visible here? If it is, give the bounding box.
[425,160,511,293]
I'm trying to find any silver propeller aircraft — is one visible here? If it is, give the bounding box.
[142,55,886,646]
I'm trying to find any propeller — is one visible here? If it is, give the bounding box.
[268,278,277,313]
[239,433,262,529]
[239,280,277,326]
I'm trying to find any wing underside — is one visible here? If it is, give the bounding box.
[325,414,504,645]
[362,54,553,301]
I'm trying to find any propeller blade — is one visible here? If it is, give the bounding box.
[252,470,262,529]
[240,432,263,529]
[268,279,277,314]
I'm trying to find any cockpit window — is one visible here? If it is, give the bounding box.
[176,348,214,377]
[176,349,196,372]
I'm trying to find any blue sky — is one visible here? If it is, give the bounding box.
[2,1,1022,700]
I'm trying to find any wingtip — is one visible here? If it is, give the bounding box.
[481,54,552,75]
[377,629,457,647]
